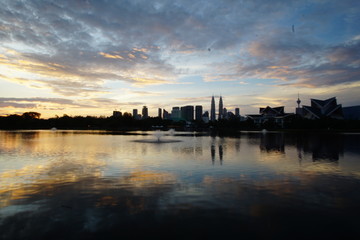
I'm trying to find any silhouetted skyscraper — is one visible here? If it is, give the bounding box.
[235,108,240,117]
[171,107,181,120]
[202,111,209,123]
[195,105,203,121]
[219,96,223,120]
[142,106,148,119]
[158,108,162,119]
[181,105,194,121]
[211,96,216,121]
[163,109,170,119]
[133,109,138,119]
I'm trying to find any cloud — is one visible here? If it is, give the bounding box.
[275,40,360,87]
[203,34,360,89]
[175,96,210,102]
[129,91,164,96]
[99,52,124,59]
[0,102,37,109]
[203,74,240,82]
[0,96,150,116]
[0,0,185,96]
[1,0,359,114]
[0,97,95,109]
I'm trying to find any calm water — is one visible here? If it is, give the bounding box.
[1,130,360,239]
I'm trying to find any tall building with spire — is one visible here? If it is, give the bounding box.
[210,95,216,121]
[218,95,223,120]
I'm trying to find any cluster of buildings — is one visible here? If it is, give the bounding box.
[127,96,241,123]
[113,95,360,126]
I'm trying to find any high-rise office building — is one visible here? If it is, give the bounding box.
[163,109,170,119]
[202,111,209,123]
[235,108,240,117]
[211,96,216,121]
[219,96,223,120]
[195,105,203,121]
[142,106,148,119]
[133,109,138,119]
[223,107,227,119]
[181,105,194,121]
[171,107,181,120]
[158,108,162,119]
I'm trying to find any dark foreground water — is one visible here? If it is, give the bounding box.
[0,130,360,239]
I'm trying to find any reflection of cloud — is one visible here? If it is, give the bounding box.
[0,157,106,207]
[0,166,176,213]
[123,171,177,187]
[1,167,359,239]
[0,131,360,238]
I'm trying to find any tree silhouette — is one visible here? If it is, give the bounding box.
[22,112,41,119]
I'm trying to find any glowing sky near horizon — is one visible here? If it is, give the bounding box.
[0,0,359,118]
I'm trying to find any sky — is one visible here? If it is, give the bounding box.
[0,0,359,118]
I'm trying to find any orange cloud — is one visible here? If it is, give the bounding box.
[267,66,289,69]
[99,52,124,59]
[131,77,169,85]
[128,53,136,59]
[132,47,148,53]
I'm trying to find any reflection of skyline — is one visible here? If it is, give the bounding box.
[210,137,224,165]
[259,133,285,153]
[294,134,344,162]
[244,132,355,163]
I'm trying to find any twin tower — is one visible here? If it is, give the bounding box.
[211,95,224,121]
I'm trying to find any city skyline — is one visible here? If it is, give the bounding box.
[1,0,360,118]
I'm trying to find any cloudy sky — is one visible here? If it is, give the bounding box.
[1,0,359,118]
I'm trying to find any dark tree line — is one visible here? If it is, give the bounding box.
[0,112,177,130]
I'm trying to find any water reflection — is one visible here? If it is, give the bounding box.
[296,134,343,161]
[209,137,225,165]
[0,130,360,239]
[211,144,215,164]
[260,132,285,153]
[234,138,240,153]
[219,145,223,162]
[244,131,350,164]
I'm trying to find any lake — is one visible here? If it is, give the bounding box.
[0,130,360,239]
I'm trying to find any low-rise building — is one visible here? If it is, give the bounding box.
[343,106,360,120]
[301,97,343,119]
[247,106,294,128]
